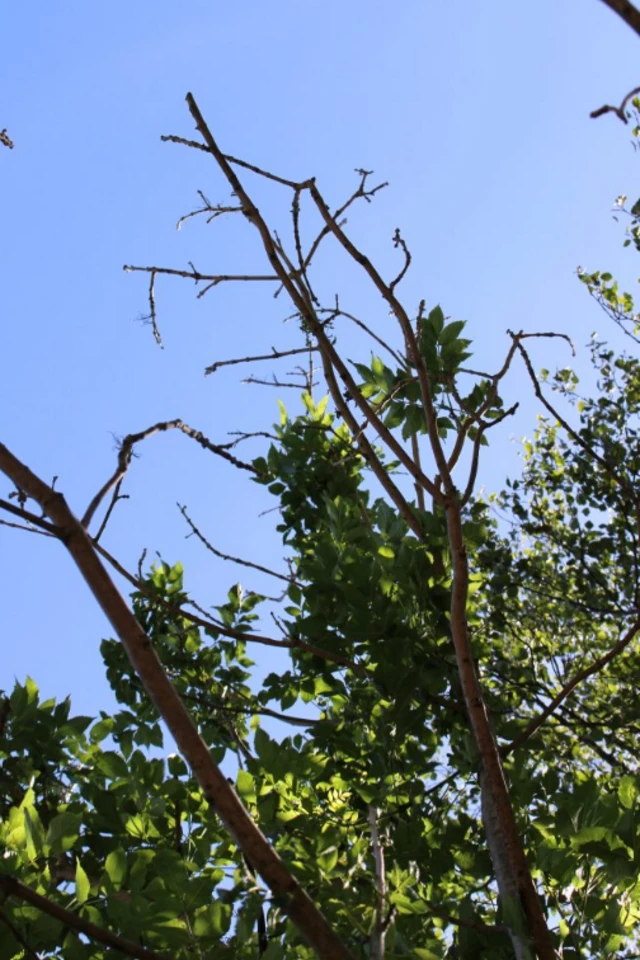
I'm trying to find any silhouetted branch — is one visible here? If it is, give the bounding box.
[205,346,317,376]
[178,502,297,584]
[590,84,640,122]
[82,419,260,530]
[597,0,640,39]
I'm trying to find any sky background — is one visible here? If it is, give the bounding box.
[1,0,639,720]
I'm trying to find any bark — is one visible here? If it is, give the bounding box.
[0,442,355,960]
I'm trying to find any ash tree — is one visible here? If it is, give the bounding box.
[2,31,640,960]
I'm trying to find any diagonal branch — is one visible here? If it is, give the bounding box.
[0,907,41,960]
[82,419,260,530]
[503,617,640,756]
[184,92,444,505]
[0,873,174,960]
[0,498,59,535]
[94,542,368,676]
[0,442,355,960]
[178,502,296,584]
[597,0,640,38]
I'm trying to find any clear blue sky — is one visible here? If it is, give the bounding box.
[1,0,638,716]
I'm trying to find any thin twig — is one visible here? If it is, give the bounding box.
[205,346,317,376]
[590,84,640,122]
[82,419,260,530]
[124,264,278,285]
[0,498,59,535]
[389,228,411,294]
[94,479,129,544]
[460,403,519,506]
[178,502,297,584]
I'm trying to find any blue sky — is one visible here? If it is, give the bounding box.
[1,0,639,717]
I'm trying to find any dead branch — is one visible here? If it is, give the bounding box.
[123,263,278,286]
[0,498,59,535]
[176,190,243,230]
[82,419,260,531]
[184,93,442,505]
[178,502,297,584]
[93,479,129,543]
[590,83,640,121]
[389,228,412,294]
[243,374,315,389]
[205,345,317,376]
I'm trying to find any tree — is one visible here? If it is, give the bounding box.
[2,43,640,960]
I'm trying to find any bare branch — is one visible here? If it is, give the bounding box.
[82,419,260,531]
[389,228,411,294]
[161,132,212,153]
[176,190,243,230]
[503,618,640,756]
[205,345,317,376]
[93,479,129,544]
[590,83,640,122]
[178,502,297,584]
[597,0,640,39]
[183,93,442,503]
[0,497,59,535]
[243,374,314,389]
[124,263,278,285]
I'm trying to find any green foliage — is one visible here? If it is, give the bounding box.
[5,329,640,955]
[5,108,640,960]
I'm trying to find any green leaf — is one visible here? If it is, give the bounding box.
[96,751,129,780]
[46,812,83,854]
[618,775,638,810]
[193,900,233,938]
[75,859,91,904]
[439,319,466,344]
[104,848,127,889]
[236,769,256,804]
